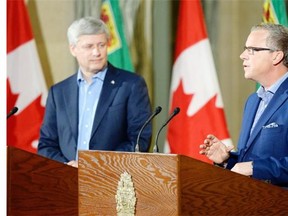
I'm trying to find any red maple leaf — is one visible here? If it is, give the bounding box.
[167,79,230,163]
[7,79,45,153]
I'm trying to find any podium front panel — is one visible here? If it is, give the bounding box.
[78,151,180,215]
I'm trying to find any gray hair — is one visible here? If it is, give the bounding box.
[67,17,110,46]
[251,23,288,67]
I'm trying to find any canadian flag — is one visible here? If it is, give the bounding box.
[7,0,47,153]
[165,0,232,163]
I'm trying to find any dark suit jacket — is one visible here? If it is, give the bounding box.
[227,77,288,187]
[38,63,152,162]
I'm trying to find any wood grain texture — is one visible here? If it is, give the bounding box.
[179,156,288,215]
[7,147,78,216]
[79,151,180,215]
[79,151,288,216]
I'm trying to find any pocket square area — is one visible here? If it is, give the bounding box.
[263,122,279,128]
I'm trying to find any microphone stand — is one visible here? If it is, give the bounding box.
[153,107,180,153]
[135,106,162,152]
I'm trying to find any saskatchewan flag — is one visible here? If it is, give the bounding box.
[101,0,134,72]
[262,0,288,26]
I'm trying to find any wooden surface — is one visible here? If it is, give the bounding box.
[78,151,179,215]
[79,151,288,216]
[7,147,288,215]
[179,155,288,215]
[7,147,78,216]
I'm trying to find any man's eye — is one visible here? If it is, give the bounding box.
[99,43,106,48]
[83,45,92,49]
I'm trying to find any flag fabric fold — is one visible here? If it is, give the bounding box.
[165,0,232,163]
[7,0,47,153]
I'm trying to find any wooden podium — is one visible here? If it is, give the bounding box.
[78,150,288,215]
[8,147,288,215]
[7,146,78,216]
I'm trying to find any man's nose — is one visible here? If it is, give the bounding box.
[240,50,247,60]
[92,46,100,55]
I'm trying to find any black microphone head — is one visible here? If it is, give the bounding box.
[155,106,162,114]
[174,107,180,114]
[7,106,18,119]
[12,107,18,113]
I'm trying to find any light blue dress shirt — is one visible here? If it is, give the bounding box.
[76,68,107,160]
[251,72,288,133]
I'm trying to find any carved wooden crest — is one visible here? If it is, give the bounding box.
[115,171,137,216]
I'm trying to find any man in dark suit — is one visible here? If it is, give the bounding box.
[38,17,152,167]
[200,23,288,187]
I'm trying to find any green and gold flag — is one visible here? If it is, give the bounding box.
[263,0,288,26]
[101,0,134,71]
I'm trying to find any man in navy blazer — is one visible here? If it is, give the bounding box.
[200,23,288,187]
[38,17,152,167]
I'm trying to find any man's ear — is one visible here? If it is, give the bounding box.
[69,44,76,57]
[273,51,284,65]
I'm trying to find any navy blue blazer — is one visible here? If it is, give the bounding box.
[228,77,288,187]
[38,63,152,162]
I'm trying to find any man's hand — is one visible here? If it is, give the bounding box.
[200,134,234,164]
[66,160,78,168]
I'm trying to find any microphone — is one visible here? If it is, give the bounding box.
[135,106,162,152]
[7,107,18,119]
[153,107,180,153]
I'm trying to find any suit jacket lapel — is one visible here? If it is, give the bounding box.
[63,74,79,143]
[238,95,260,151]
[90,65,120,137]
